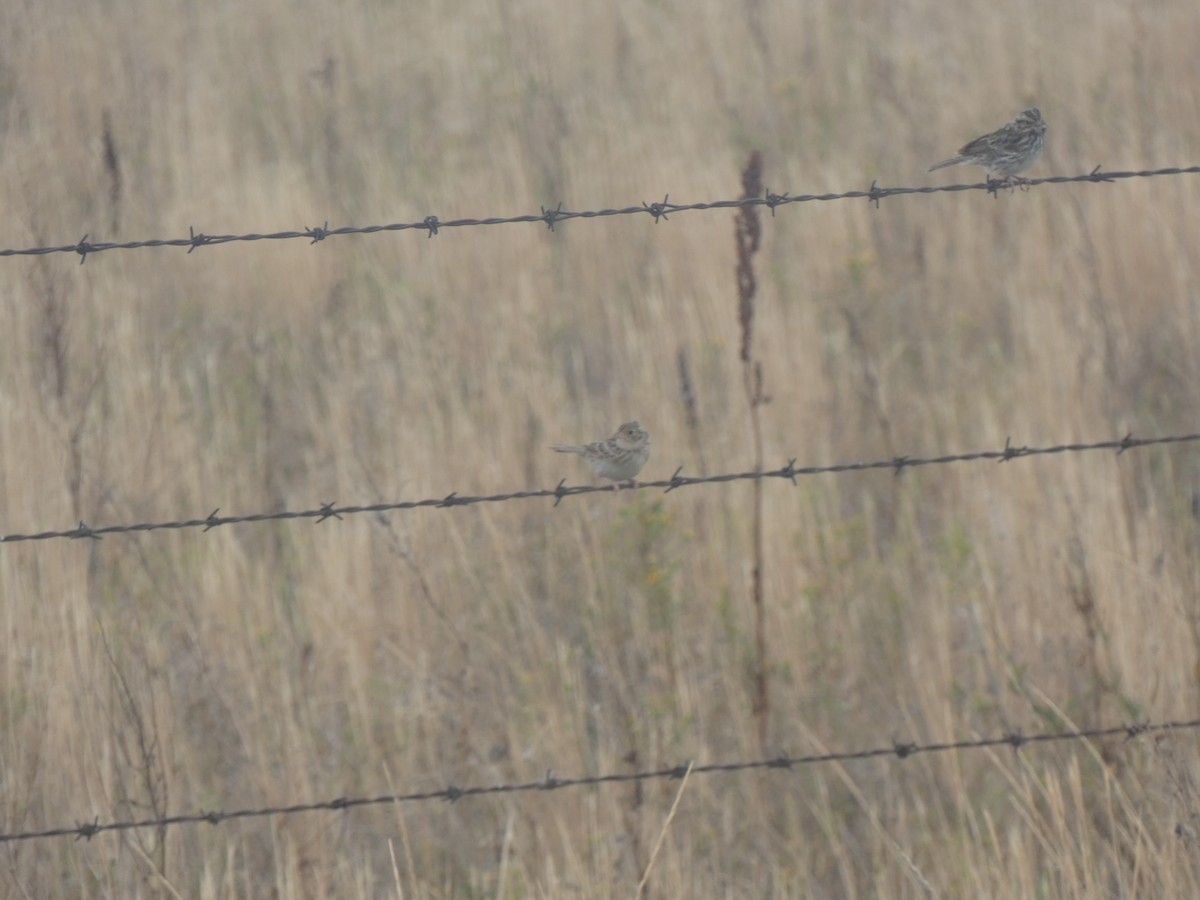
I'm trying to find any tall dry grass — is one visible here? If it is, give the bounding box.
[3,0,1200,895]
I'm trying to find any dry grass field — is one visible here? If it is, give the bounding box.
[3,0,1200,896]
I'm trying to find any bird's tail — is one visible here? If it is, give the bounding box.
[928,157,964,173]
[549,444,581,454]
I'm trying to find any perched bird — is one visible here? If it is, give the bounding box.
[929,108,1046,182]
[551,421,651,489]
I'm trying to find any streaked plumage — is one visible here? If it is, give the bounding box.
[929,108,1046,180]
[551,421,650,486]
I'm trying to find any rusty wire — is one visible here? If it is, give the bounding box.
[0,167,1197,263]
[2,717,1194,845]
[1,430,1196,545]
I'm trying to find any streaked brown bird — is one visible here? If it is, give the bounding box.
[929,108,1046,181]
[551,421,650,488]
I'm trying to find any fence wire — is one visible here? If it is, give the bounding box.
[2,717,1194,845]
[1,166,1197,262]
[2,430,1196,546]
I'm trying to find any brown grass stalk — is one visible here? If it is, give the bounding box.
[735,151,769,747]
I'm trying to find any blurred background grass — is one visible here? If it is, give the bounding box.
[3,0,1200,896]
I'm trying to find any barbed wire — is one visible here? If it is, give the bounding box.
[2,430,1195,545]
[2,716,1194,845]
[2,166,1197,263]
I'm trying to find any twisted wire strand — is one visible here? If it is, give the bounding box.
[2,430,1195,545]
[3,717,1193,844]
[1,167,1196,262]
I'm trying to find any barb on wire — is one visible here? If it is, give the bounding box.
[1,717,1195,845]
[1,166,1197,261]
[2,431,1197,545]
